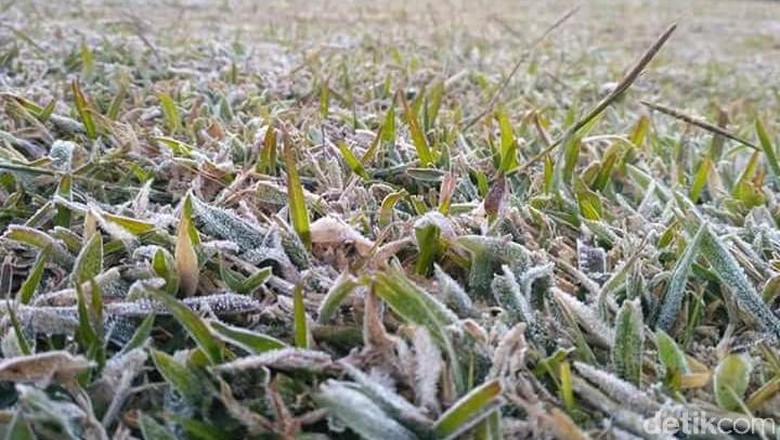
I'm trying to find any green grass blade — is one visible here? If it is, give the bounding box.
[71,80,97,140]
[317,272,360,324]
[157,92,181,134]
[257,125,278,174]
[283,132,312,249]
[72,233,102,286]
[17,247,49,304]
[210,320,287,353]
[612,299,644,386]
[7,301,31,355]
[337,140,369,179]
[689,156,712,203]
[121,312,156,354]
[756,118,780,184]
[148,289,224,364]
[433,379,502,439]
[106,82,126,121]
[293,284,309,349]
[401,92,434,167]
[629,115,650,148]
[237,266,272,294]
[714,354,752,411]
[497,107,518,173]
[657,225,704,332]
[559,360,575,413]
[656,330,689,391]
[150,349,211,406]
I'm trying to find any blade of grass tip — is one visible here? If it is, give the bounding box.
[175,195,199,297]
[709,108,729,160]
[107,82,127,121]
[210,320,287,354]
[256,124,277,174]
[656,225,705,332]
[559,360,575,413]
[433,379,503,439]
[628,115,650,148]
[756,118,780,185]
[612,299,644,386]
[148,288,224,364]
[75,283,98,380]
[150,349,211,406]
[72,233,103,286]
[317,272,360,324]
[17,247,49,304]
[39,99,57,123]
[121,312,155,354]
[519,23,677,173]
[426,79,445,130]
[689,156,712,203]
[80,41,94,78]
[337,140,369,179]
[461,5,580,131]
[158,92,181,134]
[88,279,106,372]
[497,107,519,173]
[641,101,757,150]
[293,284,309,349]
[6,300,31,355]
[72,80,97,140]
[283,131,312,249]
[400,91,434,167]
[236,266,273,294]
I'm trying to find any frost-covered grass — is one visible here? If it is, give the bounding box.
[1,0,780,438]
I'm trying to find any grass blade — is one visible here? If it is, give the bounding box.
[283,131,312,249]
[337,140,369,179]
[148,289,224,364]
[17,247,49,304]
[293,284,309,349]
[158,92,181,134]
[71,80,97,140]
[175,195,199,297]
[612,299,644,386]
[714,354,752,411]
[756,118,780,184]
[72,233,102,286]
[641,100,757,150]
[433,379,502,439]
[150,349,212,406]
[400,91,434,167]
[317,272,360,324]
[521,23,677,172]
[210,320,287,353]
[701,226,780,338]
[315,380,418,440]
[656,225,704,332]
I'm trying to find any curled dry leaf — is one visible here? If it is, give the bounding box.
[309,216,374,256]
[0,351,93,385]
